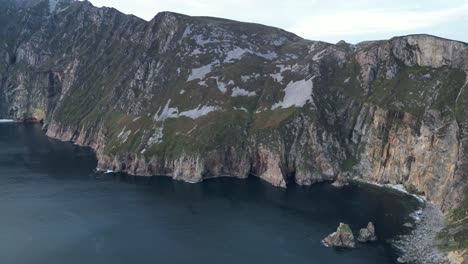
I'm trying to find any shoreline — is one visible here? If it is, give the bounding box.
[351,178,426,203]
[5,122,455,263]
[351,178,450,264]
[393,202,449,264]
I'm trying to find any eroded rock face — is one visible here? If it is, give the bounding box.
[331,172,349,188]
[1,1,465,202]
[322,223,356,248]
[357,222,377,243]
[0,0,467,258]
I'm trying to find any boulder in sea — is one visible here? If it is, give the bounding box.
[331,173,349,188]
[403,222,415,228]
[357,222,377,242]
[397,257,407,263]
[322,223,356,248]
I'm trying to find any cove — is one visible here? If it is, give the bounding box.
[0,123,420,264]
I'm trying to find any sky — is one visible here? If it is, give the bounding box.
[87,0,468,44]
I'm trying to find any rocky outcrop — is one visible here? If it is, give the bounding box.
[353,105,462,211]
[357,222,377,243]
[322,223,356,248]
[331,172,350,188]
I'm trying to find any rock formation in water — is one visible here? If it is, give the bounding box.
[357,222,377,243]
[0,0,466,260]
[322,223,356,248]
[331,172,350,188]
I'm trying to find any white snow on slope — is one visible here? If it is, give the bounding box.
[241,73,260,82]
[153,100,221,121]
[270,72,283,83]
[234,107,248,112]
[270,65,291,83]
[182,26,192,38]
[271,78,314,110]
[193,34,219,46]
[179,105,221,119]
[154,100,179,121]
[49,0,59,13]
[148,127,164,145]
[191,48,203,56]
[225,47,277,63]
[187,60,219,81]
[225,47,247,62]
[213,77,227,94]
[231,87,256,97]
[117,127,131,143]
[272,37,287,46]
[312,49,327,61]
[257,51,278,60]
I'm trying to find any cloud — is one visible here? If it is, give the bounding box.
[288,4,468,40]
[88,0,468,43]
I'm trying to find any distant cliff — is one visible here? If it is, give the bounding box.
[0,0,467,259]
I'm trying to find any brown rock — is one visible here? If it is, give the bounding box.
[322,223,356,248]
[357,222,377,242]
[331,173,349,188]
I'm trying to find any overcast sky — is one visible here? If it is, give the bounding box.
[87,0,468,44]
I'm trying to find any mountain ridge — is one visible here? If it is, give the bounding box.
[0,0,467,261]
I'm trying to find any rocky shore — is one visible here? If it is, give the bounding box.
[394,203,449,264]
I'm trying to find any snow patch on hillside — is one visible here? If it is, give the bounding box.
[272,37,287,46]
[154,100,179,121]
[191,48,203,56]
[153,100,221,121]
[234,107,248,112]
[257,51,277,60]
[270,65,291,83]
[312,49,327,61]
[179,105,221,119]
[241,73,260,82]
[117,127,131,143]
[212,77,228,94]
[225,47,248,62]
[182,26,193,38]
[148,127,164,145]
[49,0,59,13]
[231,87,256,97]
[271,78,314,110]
[187,60,219,81]
[224,47,277,63]
[193,34,219,46]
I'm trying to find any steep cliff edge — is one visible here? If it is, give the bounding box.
[0,0,467,259]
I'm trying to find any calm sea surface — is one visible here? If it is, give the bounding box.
[0,123,420,264]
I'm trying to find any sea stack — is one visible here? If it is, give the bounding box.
[357,222,377,243]
[322,223,356,248]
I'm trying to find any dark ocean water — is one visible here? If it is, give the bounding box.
[0,123,420,264]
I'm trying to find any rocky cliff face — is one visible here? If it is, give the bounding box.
[0,0,467,257]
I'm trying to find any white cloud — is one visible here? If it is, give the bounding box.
[288,4,468,40]
[88,0,468,43]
